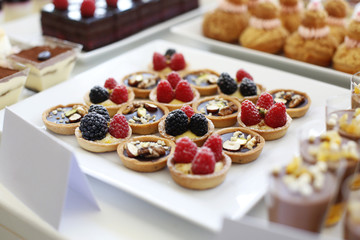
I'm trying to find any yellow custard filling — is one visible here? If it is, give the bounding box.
[175,130,198,140]
[339,109,360,137]
[95,133,119,144]
[175,162,224,174]
[100,99,117,107]
[169,99,185,105]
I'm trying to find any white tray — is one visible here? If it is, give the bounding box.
[5,40,348,232]
[171,16,352,88]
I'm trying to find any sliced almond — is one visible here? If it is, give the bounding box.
[69,113,82,123]
[207,75,218,84]
[137,107,147,117]
[207,104,219,114]
[126,143,138,157]
[144,103,158,112]
[223,140,241,151]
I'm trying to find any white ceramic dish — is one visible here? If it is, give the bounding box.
[3,40,348,232]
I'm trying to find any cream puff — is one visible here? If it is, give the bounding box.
[279,0,304,33]
[324,0,348,45]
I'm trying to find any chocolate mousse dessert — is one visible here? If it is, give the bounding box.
[344,184,360,240]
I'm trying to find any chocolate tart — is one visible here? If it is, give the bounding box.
[121,71,161,99]
[181,69,220,96]
[237,112,292,140]
[218,83,266,103]
[193,95,241,128]
[149,86,200,111]
[75,127,132,153]
[117,100,169,135]
[158,117,215,147]
[268,89,311,118]
[117,135,175,172]
[214,127,265,163]
[42,103,87,135]
[83,87,135,117]
[167,152,232,190]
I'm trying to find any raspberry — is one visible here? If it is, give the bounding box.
[203,134,222,162]
[104,77,118,90]
[80,0,95,18]
[167,71,181,89]
[79,113,108,141]
[88,105,110,122]
[173,137,198,163]
[175,80,194,102]
[89,85,109,104]
[256,92,274,110]
[191,147,216,175]
[239,78,257,97]
[106,0,117,7]
[153,52,167,71]
[236,69,253,83]
[109,114,129,138]
[189,113,208,136]
[217,72,237,95]
[265,102,287,128]
[156,80,174,103]
[53,0,68,10]
[165,109,189,136]
[110,85,128,104]
[169,53,186,71]
[241,100,261,126]
[180,105,195,118]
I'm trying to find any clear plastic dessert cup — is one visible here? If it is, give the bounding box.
[343,173,360,240]
[350,71,360,109]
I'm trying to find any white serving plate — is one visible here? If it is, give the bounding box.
[4,40,348,232]
[171,16,353,88]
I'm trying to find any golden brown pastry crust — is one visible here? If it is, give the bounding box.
[229,0,248,4]
[324,0,348,18]
[280,11,302,33]
[117,135,175,172]
[279,0,298,7]
[120,71,161,99]
[253,1,279,19]
[333,43,360,74]
[301,9,328,28]
[202,9,250,43]
[284,32,338,66]
[181,69,220,96]
[330,25,346,46]
[347,21,360,42]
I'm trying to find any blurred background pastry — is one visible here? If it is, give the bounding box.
[279,0,304,33]
[325,0,349,45]
[248,0,260,14]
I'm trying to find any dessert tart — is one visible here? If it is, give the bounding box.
[268,89,311,118]
[121,71,161,99]
[149,49,189,78]
[117,135,175,172]
[181,69,220,96]
[42,103,87,135]
[117,100,169,135]
[327,108,360,141]
[193,95,241,128]
[214,127,265,163]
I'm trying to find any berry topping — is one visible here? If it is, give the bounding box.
[165,109,189,136]
[239,78,257,97]
[104,77,118,90]
[217,72,237,95]
[79,112,108,141]
[169,53,186,71]
[80,0,96,18]
[165,48,176,60]
[189,113,208,136]
[256,92,274,110]
[153,52,167,71]
[53,0,68,10]
[157,80,174,103]
[203,134,223,162]
[175,80,194,102]
[106,0,117,7]
[88,105,110,122]
[180,105,195,118]
[173,137,198,163]
[264,102,287,128]
[241,100,261,126]
[236,69,253,83]
[191,147,216,175]
[109,114,129,139]
[110,85,128,104]
[89,85,109,104]
[167,71,182,89]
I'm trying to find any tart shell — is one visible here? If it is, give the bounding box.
[167,152,232,190]
[148,63,189,79]
[181,69,220,96]
[120,71,161,99]
[117,135,176,172]
[218,83,266,104]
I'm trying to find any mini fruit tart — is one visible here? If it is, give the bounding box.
[84,78,135,117]
[167,136,232,190]
[217,72,265,103]
[193,95,241,128]
[214,127,265,163]
[149,79,200,111]
[121,71,161,99]
[327,108,360,141]
[42,103,88,135]
[237,95,292,140]
[117,135,175,172]
[158,109,215,146]
[75,112,132,152]
[117,101,169,135]
[268,89,311,118]
[181,69,220,96]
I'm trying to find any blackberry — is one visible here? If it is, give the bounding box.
[217,72,237,95]
[88,105,110,122]
[189,113,208,136]
[239,78,257,96]
[165,109,188,136]
[79,112,108,141]
[164,48,176,60]
[89,85,109,104]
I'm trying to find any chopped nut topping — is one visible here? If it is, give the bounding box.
[126,141,170,159]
